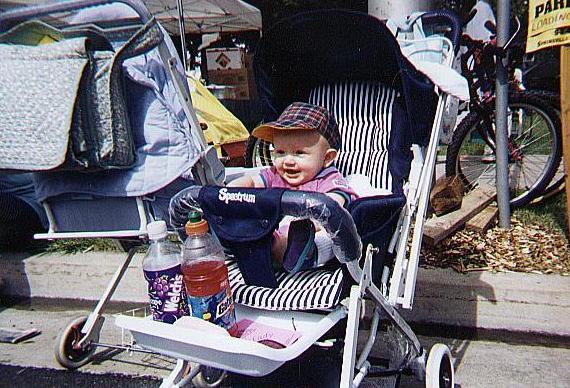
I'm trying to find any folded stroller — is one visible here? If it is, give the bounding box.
[114,9,464,388]
[0,0,224,370]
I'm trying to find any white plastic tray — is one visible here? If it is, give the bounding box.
[115,303,347,376]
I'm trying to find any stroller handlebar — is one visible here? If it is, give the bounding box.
[169,186,363,264]
[420,9,462,53]
[0,0,153,33]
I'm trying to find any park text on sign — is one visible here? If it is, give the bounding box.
[527,0,570,53]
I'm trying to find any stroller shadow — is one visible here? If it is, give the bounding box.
[408,269,498,386]
[0,249,36,312]
[228,342,344,388]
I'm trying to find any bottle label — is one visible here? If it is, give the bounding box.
[187,285,236,331]
[144,265,189,323]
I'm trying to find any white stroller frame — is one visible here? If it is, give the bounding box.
[0,0,224,370]
[116,11,460,388]
[1,2,460,387]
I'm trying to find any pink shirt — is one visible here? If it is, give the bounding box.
[259,166,358,203]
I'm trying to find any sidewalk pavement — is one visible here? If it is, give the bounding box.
[1,250,569,340]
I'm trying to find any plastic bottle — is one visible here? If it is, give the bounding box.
[181,211,236,334]
[143,220,189,324]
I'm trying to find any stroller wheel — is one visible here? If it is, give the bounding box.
[190,363,227,388]
[54,316,96,370]
[426,344,454,388]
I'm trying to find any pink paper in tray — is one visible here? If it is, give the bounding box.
[233,319,301,349]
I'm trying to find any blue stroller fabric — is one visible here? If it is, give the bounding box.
[248,10,440,286]
[0,19,163,172]
[31,24,201,202]
[197,186,286,288]
[254,9,437,148]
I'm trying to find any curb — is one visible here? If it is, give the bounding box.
[1,251,569,339]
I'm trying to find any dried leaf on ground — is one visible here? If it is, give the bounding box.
[421,217,570,275]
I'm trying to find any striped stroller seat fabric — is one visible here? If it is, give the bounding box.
[228,261,344,310]
[232,81,399,311]
[309,81,398,192]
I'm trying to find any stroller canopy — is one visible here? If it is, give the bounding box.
[254,10,438,147]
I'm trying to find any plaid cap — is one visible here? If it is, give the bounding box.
[252,102,341,150]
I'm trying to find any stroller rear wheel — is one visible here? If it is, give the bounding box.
[188,363,227,388]
[425,344,454,388]
[54,316,96,370]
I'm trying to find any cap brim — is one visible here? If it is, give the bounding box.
[252,121,312,143]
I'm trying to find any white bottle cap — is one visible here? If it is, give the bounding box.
[147,220,168,240]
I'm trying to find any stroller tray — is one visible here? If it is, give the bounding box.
[115,303,347,376]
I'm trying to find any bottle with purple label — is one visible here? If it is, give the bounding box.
[143,220,189,324]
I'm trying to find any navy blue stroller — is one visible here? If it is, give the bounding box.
[116,9,463,388]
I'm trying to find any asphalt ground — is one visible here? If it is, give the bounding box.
[1,301,570,387]
[1,249,569,387]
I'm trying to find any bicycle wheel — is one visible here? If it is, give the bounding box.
[524,90,565,202]
[244,135,274,168]
[446,92,562,208]
[525,89,560,109]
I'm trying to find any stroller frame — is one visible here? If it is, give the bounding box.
[117,9,461,387]
[0,0,225,370]
[1,3,462,387]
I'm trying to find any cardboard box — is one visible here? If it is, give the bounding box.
[208,84,250,101]
[206,48,245,71]
[230,84,251,100]
[208,68,249,86]
[207,51,257,100]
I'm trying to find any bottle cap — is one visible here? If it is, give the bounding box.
[185,211,209,236]
[147,220,168,240]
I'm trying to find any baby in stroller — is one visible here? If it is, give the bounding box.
[228,102,357,273]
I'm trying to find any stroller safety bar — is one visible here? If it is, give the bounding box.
[169,185,363,264]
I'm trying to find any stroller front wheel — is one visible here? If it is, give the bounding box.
[425,343,454,388]
[54,316,96,370]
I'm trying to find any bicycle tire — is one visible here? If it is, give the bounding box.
[524,89,560,109]
[524,89,565,201]
[244,135,274,168]
[445,92,562,208]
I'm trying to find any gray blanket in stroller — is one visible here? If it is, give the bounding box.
[0,20,162,172]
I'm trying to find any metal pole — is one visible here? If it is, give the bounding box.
[560,47,570,237]
[495,0,511,228]
[177,0,188,71]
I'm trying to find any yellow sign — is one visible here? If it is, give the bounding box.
[527,0,570,53]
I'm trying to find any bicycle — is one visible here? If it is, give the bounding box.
[445,31,562,208]
[522,90,566,204]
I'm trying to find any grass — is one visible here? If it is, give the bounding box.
[40,190,568,255]
[514,191,568,238]
[44,238,122,254]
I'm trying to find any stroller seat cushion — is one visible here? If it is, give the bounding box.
[309,81,413,195]
[228,261,344,311]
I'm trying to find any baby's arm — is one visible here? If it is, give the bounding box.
[227,174,265,188]
[325,192,347,207]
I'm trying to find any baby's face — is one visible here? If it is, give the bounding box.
[272,129,336,187]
